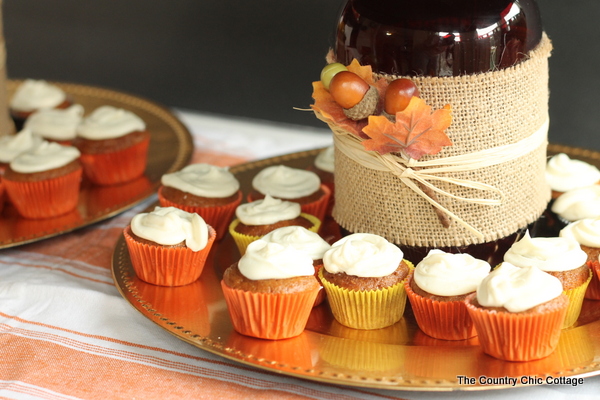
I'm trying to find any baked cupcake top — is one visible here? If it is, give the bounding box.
[323,233,403,278]
[0,129,45,164]
[77,106,146,140]
[161,163,239,198]
[551,185,600,222]
[503,231,587,272]
[545,153,600,193]
[235,195,301,226]
[130,206,209,251]
[476,262,563,313]
[414,249,491,296]
[10,141,80,173]
[10,80,67,112]
[314,146,334,173]
[252,165,321,199]
[261,226,330,260]
[24,104,84,141]
[238,239,315,280]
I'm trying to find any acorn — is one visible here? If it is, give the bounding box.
[383,78,420,121]
[329,71,379,121]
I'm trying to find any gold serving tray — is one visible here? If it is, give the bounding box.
[0,80,193,249]
[112,145,600,391]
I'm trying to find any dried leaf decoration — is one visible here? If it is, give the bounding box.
[362,97,452,160]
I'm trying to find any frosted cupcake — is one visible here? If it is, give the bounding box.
[551,185,600,223]
[158,163,242,240]
[248,165,331,224]
[405,249,491,340]
[124,206,216,286]
[24,104,84,145]
[560,218,600,299]
[74,106,150,185]
[319,233,411,329]
[221,239,320,339]
[10,80,71,129]
[504,231,591,328]
[546,153,600,199]
[0,129,45,174]
[465,263,568,361]
[309,146,335,214]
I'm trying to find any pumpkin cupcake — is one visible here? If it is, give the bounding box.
[405,249,491,340]
[545,153,600,199]
[221,239,320,339]
[9,80,72,129]
[24,104,84,145]
[308,146,335,215]
[465,263,568,361]
[158,163,242,240]
[319,233,412,329]
[551,185,600,224]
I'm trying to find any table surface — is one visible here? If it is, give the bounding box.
[0,109,598,400]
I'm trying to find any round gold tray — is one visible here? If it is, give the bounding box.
[112,145,600,391]
[0,80,193,249]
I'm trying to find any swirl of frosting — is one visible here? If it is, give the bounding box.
[414,249,491,296]
[476,263,563,313]
[545,153,600,193]
[161,163,239,198]
[559,217,600,248]
[238,239,315,280]
[551,185,600,222]
[261,226,331,260]
[503,231,587,272]
[252,165,320,199]
[24,104,85,141]
[130,206,208,252]
[10,141,80,173]
[77,106,146,140]
[10,80,67,112]
[235,195,301,225]
[314,146,334,173]
[323,233,404,278]
[0,129,45,163]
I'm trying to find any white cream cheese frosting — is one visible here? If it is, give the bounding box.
[503,231,587,272]
[10,79,67,112]
[238,239,316,280]
[559,217,600,248]
[476,262,563,313]
[314,146,334,173]
[261,226,331,260]
[130,206,209,252]
[252,165,320,199]
[235,195,301,226]
[77,106,146,140]
[24,104,84,141]
[161,163,239,198]
[414,249,491,296]
[551,185,600,222]
[10,141,80,173]
[545,153,600,193]
[323,233,404,278]
[0,129,45,164]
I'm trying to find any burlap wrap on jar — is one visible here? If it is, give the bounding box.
[320,33,552,248]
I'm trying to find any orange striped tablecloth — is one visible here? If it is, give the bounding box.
[0,111,598,400]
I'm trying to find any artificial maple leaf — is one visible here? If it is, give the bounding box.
[362,97,452,159]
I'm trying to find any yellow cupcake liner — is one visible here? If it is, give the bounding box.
[228,213,321,255]
[562,268,593,328]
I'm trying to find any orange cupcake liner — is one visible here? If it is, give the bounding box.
[124,224,216,287]
[3,167,82,219]
[0,180,5,215]
[80,135,150,185]
[220,280,319,340]
[562,269,592,328]
[404,272,477,340]
[464,293,568,362]
[158,187,242,240]
[585,261,600,300]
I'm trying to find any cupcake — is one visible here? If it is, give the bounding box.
[261,225,331,306]
[560,218,600,300]
[319,233,411,329]
[0,177,4,215]
[124,206,216,286]
[3,141,82,219]
[221,239,320,339]
[24,104,84,145]
[228,195,321,255]
[158,163,242,240]
[74,106,150,185]
[503,231,591,328]
[465,262,568,361]
[545,153,600,199]
[309,146,335,214]
[551,185,600,224]
[248,165,331,224]
[405,249,491,340]
[0,128,45,174]
[9,80,72,129]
